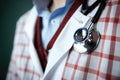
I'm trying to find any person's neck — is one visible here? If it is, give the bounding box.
[49,0,66,12]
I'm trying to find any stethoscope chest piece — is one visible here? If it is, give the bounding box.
[74,28,88,42]
[73,28,100,53]
[73,0,107,53]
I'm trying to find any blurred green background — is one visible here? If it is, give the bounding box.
[0,0,33,79]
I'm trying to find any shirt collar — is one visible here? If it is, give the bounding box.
[33,0,74,14]
[33,0,50,10]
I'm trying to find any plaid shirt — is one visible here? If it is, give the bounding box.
[7,0,120,80]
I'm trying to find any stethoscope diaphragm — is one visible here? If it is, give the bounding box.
[73,27,100,53]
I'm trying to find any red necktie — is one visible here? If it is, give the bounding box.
[34,17,48,72]
[34,0,82,72]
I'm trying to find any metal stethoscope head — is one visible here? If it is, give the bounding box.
[73,20,100,53]
[73,0,107,53]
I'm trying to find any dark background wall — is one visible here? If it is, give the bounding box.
[0,0,33,79]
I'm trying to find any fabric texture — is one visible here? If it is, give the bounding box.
[7,0,120,80]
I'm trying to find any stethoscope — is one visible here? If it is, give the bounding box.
[73,0,107,53]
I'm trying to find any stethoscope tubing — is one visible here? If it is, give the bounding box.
[81,0,107,24]
[73,0,107,53]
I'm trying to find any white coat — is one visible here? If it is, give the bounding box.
[7,0,120,80]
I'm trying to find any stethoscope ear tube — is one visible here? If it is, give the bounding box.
[92,1,107,24]
[81,0,101,15]
[81,0,107,23]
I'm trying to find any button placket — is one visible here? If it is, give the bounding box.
[51,19,57,25]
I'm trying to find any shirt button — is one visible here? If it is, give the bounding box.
[51,19,56,25]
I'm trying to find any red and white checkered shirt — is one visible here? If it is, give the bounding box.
[7,0,120,80]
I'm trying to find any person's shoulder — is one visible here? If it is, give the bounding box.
[16,10,31,28]
[16,6,37,31]
[15,7,36,32]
